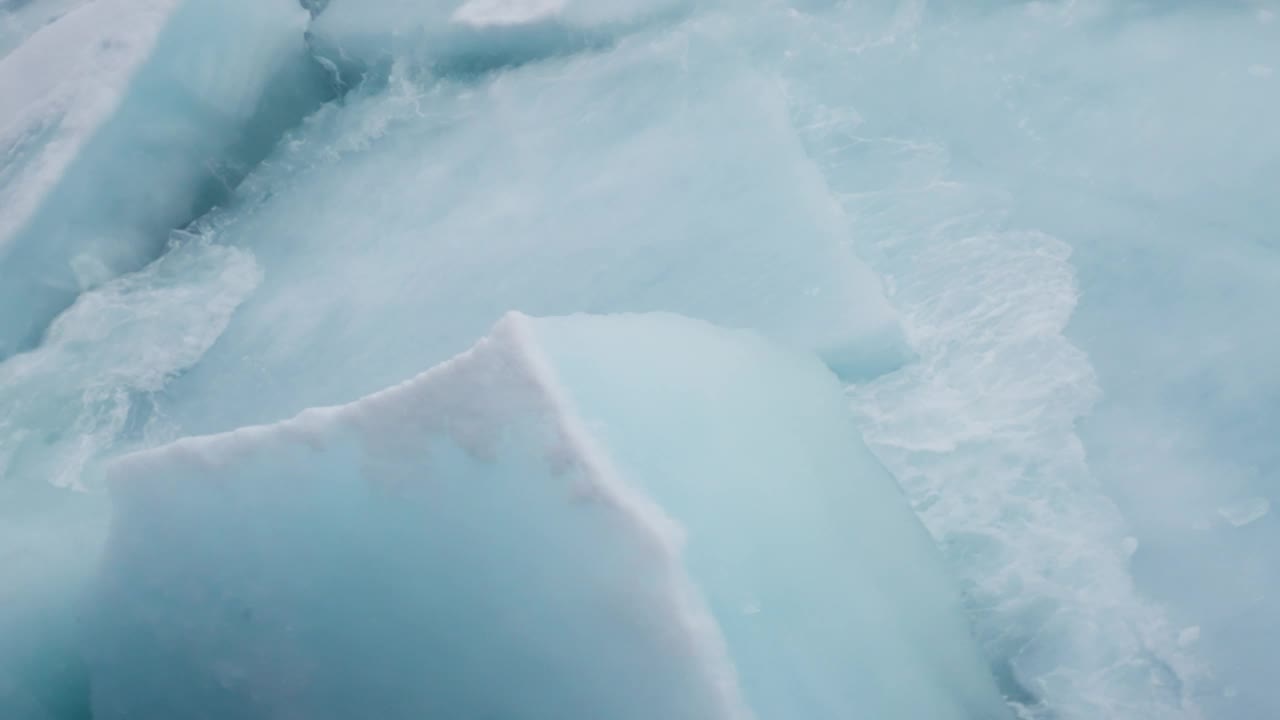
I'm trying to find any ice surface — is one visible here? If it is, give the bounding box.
[158,18,907,437]
[309,0,692,79]
[0,0,325,358]
[764,3,1278,717]
[0,1,1276,719]
[0,237,259,718]
[0,0,87,58]
[0,236,261,489]
[93,313,1007,720]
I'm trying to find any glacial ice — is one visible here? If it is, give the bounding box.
[780,4,1279,717]
[0,0,326,358]
[309,0,692,79]
[0,0,86,58]
[93,312,1008,720]
[0,238,261,719]
[158,16,907,437]
[0,0,1277,719]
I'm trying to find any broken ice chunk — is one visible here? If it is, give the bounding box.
[93,312,1007,720]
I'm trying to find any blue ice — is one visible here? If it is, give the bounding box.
[0,0,1277,719]
[91,313,1008,720]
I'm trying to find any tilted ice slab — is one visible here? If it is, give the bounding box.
[94,313,1007,720]
[163,24,907,437]
[309,0,693,78]
[0,0,322,358]
[0,239,261,720]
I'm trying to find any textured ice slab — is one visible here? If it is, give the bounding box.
[163,24,907,436]
[310,0,692,77]
[95,313,1006,720]
[0,0,321,358]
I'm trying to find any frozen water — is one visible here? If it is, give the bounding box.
[92,313,1008,720]
[158,15,907,437]
[0,0,1277,719]
[0,0,326,358]
[760,3,1279,717]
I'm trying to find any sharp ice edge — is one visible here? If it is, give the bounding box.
[502,314,750,715]
[105,313,752,720]
[96,311,1008,720]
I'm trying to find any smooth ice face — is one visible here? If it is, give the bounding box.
[0,483,104,720]
[0,239,261,491]
[93,313,1007,720]
[527,314,1008,720]
[160,19,907,437]
[0,0,324,358]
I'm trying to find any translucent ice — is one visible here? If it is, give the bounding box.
[1,1,1276,719]
[0,0,325,358]
[762,3,1279,717]
[309,0,692,79]
[0,238,260,718]
[93,313,1007,720]
[159,19,907,437]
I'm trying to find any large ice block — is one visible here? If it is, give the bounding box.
[94,312,1007,720]
[161,25,908,437]
[0,0,324,358]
